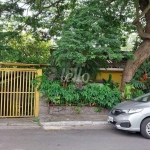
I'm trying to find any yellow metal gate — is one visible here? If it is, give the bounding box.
[0,68,42,117]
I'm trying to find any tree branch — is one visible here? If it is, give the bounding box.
[133,0,150,39]
[33,0,62,18]
[133,1,150,25]
[135,21,150,39]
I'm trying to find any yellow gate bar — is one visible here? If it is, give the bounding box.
[34,69,42,117]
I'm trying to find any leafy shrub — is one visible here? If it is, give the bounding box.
[131,58,150,93]
[130,79,147,90]
[123,84,135,100]
[34,76,121,109]
[80,83,101,105]
[61,83,80,105]
[123,83,144,100]
[97,85,121,109]
[94,107,101,112]
[132,89,144,98]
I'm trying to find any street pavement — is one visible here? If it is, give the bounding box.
[0,114,150,150]
[0,128,150,150]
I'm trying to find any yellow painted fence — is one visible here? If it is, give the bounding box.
[0,68,42,117]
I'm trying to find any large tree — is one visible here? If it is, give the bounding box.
[8,32,52,63]
[0,0,77,62]
[121,0,150,90]
[52,0,133,79]
[0,0,77,39]
[1,0,150,90]
[53,0,150,90]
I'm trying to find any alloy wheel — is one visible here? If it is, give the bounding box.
[146,122,150,136]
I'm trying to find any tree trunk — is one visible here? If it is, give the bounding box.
[121,39,150,91]
[121,0,150,91]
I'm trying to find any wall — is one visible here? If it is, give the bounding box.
[96,68,123,89]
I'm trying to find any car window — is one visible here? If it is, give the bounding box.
[141,96,148,102]
[147,96,150,101]
[135,96,150,102]
[131,93,150,102]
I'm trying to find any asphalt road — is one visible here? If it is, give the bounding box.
[0,128,150,150]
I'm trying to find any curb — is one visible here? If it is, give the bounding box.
[0,122,41,130]
[40,121,111,130]
[0,125,41,130]
[41,121,108,126]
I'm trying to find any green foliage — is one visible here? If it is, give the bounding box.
[82,84,121,108]
[133,59,150,81]
[0,0,135,71]
[80,83,102,105]
[38,77,62,104]
[0,0,78,40]
[32,118,39,123]
[0,31,52,63]
[79,58,107,81]
[53,0,134,67]
[8,32,51,63]
[0,44,21,62]
[94,107,101,112]
[123,83,144,100]
[102,74,119,89]
[74,107,81,114]
[61,83,81,105]
[123,84,135,100]
[0,0,78,63]
[34,76,122,109]
[97,85,122,109]
[130,79,147,90]
[131,58,150,93]
[102,74,112,85]
[0,0,139,94]
[132,89,144,98]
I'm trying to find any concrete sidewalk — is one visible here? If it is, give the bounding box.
[0,114,110,130]
[39,113,110,130]
[0,106,110,130]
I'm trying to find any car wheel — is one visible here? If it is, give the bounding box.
[141,118,150,139]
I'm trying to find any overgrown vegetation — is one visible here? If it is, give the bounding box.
[122,56,150,100]
[130,58,150,92]
[0,31,52,63]
[1,0,150,107]
[33,75,121,109]
[123,83,144,100]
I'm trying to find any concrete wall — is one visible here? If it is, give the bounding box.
[39,98,109,116]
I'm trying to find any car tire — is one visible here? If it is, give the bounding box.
[141,118,150,139]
